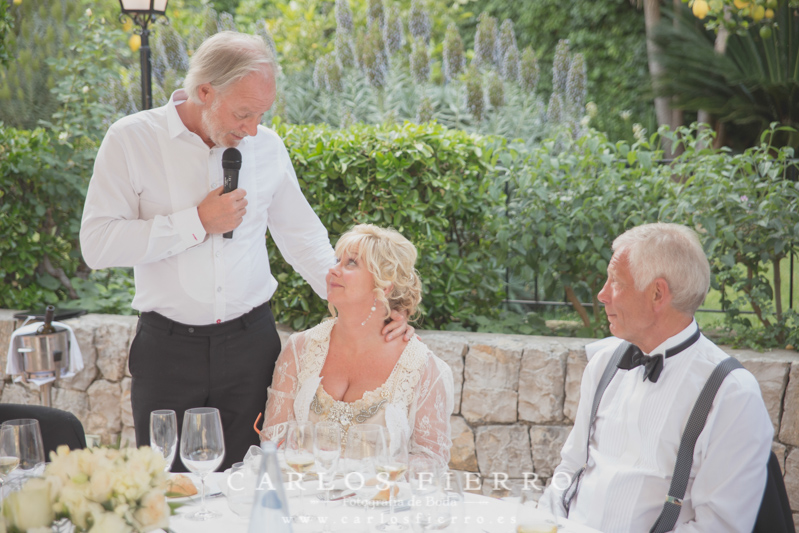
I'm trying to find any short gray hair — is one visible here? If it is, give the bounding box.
[184,31,277,103]
[612,222,710,315]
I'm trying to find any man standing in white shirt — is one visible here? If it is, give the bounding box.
[539,223,772,532]
[80,31,409,470]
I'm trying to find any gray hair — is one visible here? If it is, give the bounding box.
[612,222,710,315]
[184,31,277,103]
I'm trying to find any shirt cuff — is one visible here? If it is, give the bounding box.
[173,206,207,248]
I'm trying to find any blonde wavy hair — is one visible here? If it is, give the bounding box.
[329,224,422,321]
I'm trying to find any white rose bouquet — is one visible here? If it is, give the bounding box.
[3,446,171,533]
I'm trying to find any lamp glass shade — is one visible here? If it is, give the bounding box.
[119,0,168,14]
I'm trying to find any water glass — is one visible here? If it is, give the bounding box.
[314,422,341,532]
[376,429,408,532]
[149,409,177,472]
[408,457,440,532]
[180,407,225,521]
[1,419,44,482]
[0,425,20,493]
[227,461,256,519]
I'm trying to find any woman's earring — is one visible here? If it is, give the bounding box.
[361,299,377,326]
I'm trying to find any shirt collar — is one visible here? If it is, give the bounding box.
[645,319,699,356]
[166,89,191,140]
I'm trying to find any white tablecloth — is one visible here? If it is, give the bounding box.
[166,473,602,533]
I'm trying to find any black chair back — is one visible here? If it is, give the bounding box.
[0,404,87,457]
[753,451,795,533]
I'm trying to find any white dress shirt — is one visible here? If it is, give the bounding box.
[539,321,773,533]
[80,90,335,325]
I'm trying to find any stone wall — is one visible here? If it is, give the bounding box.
[2,311,798,526]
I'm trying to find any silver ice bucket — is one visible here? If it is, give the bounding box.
[13,328,70,376]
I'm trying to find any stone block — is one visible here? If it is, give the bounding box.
[94,316,137,382]
[461,340,522,424]
[741,360,790,436]
[785,448,799,516]
[475,425,532,479]
[51,388,90,434]
[0,382,41,405]
[120,426,137,448]
[530,426,571,478]
[449,415,477,472]
[58,315,99,392]
[418,332,467,415]
[121,377,133,428]
[773,442,788,474]
[564,348,589,423]
[87,380,122,435]
[779,363,799,447]
[518,340,567,423]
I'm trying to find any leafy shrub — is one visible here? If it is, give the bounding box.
[269,120,507,330]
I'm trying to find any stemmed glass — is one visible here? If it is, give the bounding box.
[285,420,316,523]
[516,490,559,533]
[1,419,44,483]
[0,425,20,493]
[376,429,409,532]
[150,409,177,472]
[179,407,225,521]
[314,422,341,532]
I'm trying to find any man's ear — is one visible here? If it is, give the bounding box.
[197,83,214,105]
[652,278,671,310]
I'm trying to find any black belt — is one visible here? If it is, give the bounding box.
[139,301,272,336]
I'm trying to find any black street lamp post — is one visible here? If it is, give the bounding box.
[118,0,169,110]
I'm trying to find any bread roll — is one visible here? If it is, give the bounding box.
[166,474,198,497]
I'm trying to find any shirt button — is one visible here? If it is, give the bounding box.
[217,287,222,292]
[216,319,221,324]
[188,327,195,333]
[215,251,221,258]
[167,251,172,256]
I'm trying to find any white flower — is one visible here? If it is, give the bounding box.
[87,510,129,533]
[133,490,170,529]
[58,131,69,142]
[633,123,647,143]
[2,477,54,531]
[620,109,632,121]
[85,8,92,16]
[586,101,598,119]
[82,85,89,94]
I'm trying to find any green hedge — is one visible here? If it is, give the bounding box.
[271,120,506,330]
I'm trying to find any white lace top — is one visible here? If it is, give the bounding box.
[265,319,455,467]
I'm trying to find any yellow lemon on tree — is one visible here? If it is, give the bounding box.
[760,25,773,39]
[692,0,710,19]
[128,34,141,53]
[765,8,774,18]
[752,4,766,21]
[123,19,133,32]
[733,0,749,8]
[766,0,777,8]
[12,0,22,5]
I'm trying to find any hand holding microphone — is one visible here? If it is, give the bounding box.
[197,148,246,237]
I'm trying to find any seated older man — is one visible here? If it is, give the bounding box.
[539,222,772,532]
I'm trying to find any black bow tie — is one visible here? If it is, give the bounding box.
[616,327,701,383]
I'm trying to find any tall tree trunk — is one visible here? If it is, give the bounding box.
[670,0,685,157]
[698,15,730,148]
[643,0,676,157]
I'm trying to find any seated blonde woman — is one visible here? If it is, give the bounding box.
[263,224,454,466]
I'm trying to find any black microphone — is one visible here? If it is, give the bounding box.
[222,147,242,239]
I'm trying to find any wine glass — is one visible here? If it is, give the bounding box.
[150,410,177,472]
[1,419,44,482]
[314,422,341,532]
[0,425,20,493]
[376,429,408,532]
[285,420,316,523]
[516,489,559,533]
[179,407,225,521]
